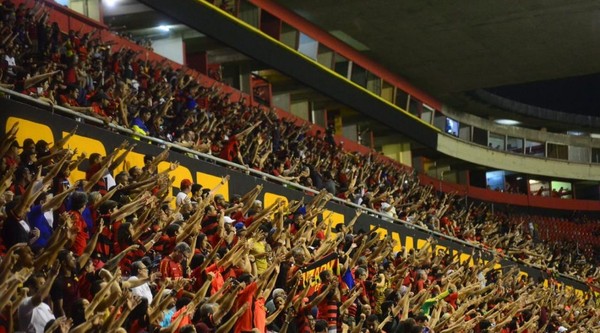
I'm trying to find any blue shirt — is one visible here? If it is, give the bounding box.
[28,204,53,250]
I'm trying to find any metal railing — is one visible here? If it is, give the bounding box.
[0,86,587,285]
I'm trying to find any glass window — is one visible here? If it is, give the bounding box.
[525,140,545,157]
[432,111,445,131]
[238,0,259,27]
[547,143,568,160]
[551,181,572,199]
[505,174,527,194]
[458,124,471,141]
[486,170,505,192]
[420,104,434,124]
[280,23,298,49]
[317,44,334,68]
[365,71,381,95]
[408,98,421,117]
[529,179,550,197]
[333,53,350,78]
[350,63,367,87]
[298,33,318,60]
[395,88,409,110]
[381,81,394,102]
[506,136,523,154]
[472,127,487,146]
[488,133,505,150]
[593,148,600,163]
[445,118,459,137]
[568,145,590,163]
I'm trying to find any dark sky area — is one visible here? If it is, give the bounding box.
[486,73,600,117]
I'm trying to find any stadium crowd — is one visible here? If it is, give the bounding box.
[1,126,599,333]
[0,0,600,331]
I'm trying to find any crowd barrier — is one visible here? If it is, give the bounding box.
[0,92,588,293]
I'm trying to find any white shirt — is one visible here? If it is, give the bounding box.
[176,191,189,207]
[5,55,16,74]
[18,297,55,333]
[43,210,54,228]
[128,276,153,304]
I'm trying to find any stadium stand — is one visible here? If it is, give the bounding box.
[0,0,599,332]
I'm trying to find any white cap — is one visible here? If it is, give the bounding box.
[558,327,567,332]
[223,216,235,224]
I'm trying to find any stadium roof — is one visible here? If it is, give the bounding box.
[277,0,600,119]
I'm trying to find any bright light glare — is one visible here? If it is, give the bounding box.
[105,0,118,7]
[494,119,520,126]
[158,25,171,32]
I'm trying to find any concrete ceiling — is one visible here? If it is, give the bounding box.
[104,0,600,129]
[277,0,600,114]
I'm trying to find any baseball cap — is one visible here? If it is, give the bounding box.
[223,216,235,224]
[180,179,193,188]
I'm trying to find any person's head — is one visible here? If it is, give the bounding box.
[70,191,88,212]
[180,179,193,192]
[237,272,254,285]
[175,296,191,311]
[197,233,208,249]
[214,194,226,207]
[34,191,50,206]
[99,200,118,216]
[144,154,153,167]
[21,138,35,152]
[131,261,149,278]
[15,245,35,268]
[160,204,172,221]
[67,85,79,98]
[88,191,102,206]
[115,171,130,186]
[415,314,429,326]
[129,166,143,180]
[71,298,90,326]
[191,184,203,199]
[172,242,191,262]
[355,267,368,281]
[25,272,46,292]
[362,304,372,316]
[366,314,380,332]
[9,141,20,156]
[204,204,217,216]
[319,269,333,284]
[89,152,102,165]
[140,108,152,121]
[314,319,328,333]
[15,166,32,184]
[179,325,196,333]
[58,249,77,271]
[292,247,306,265]
[272,288,286,300]
[117,222,134,246]
[189,254,205,270]
[198,302,219,325]
[162,224,179,238]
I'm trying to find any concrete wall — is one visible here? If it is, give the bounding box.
[437,133,600,181]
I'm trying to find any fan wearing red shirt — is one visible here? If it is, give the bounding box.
[59,85,94,114]
[219,122,262,164]
[233,273,258,333]
[316,269,341,332]
[69,191,89,256]
[160,242,191,281]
